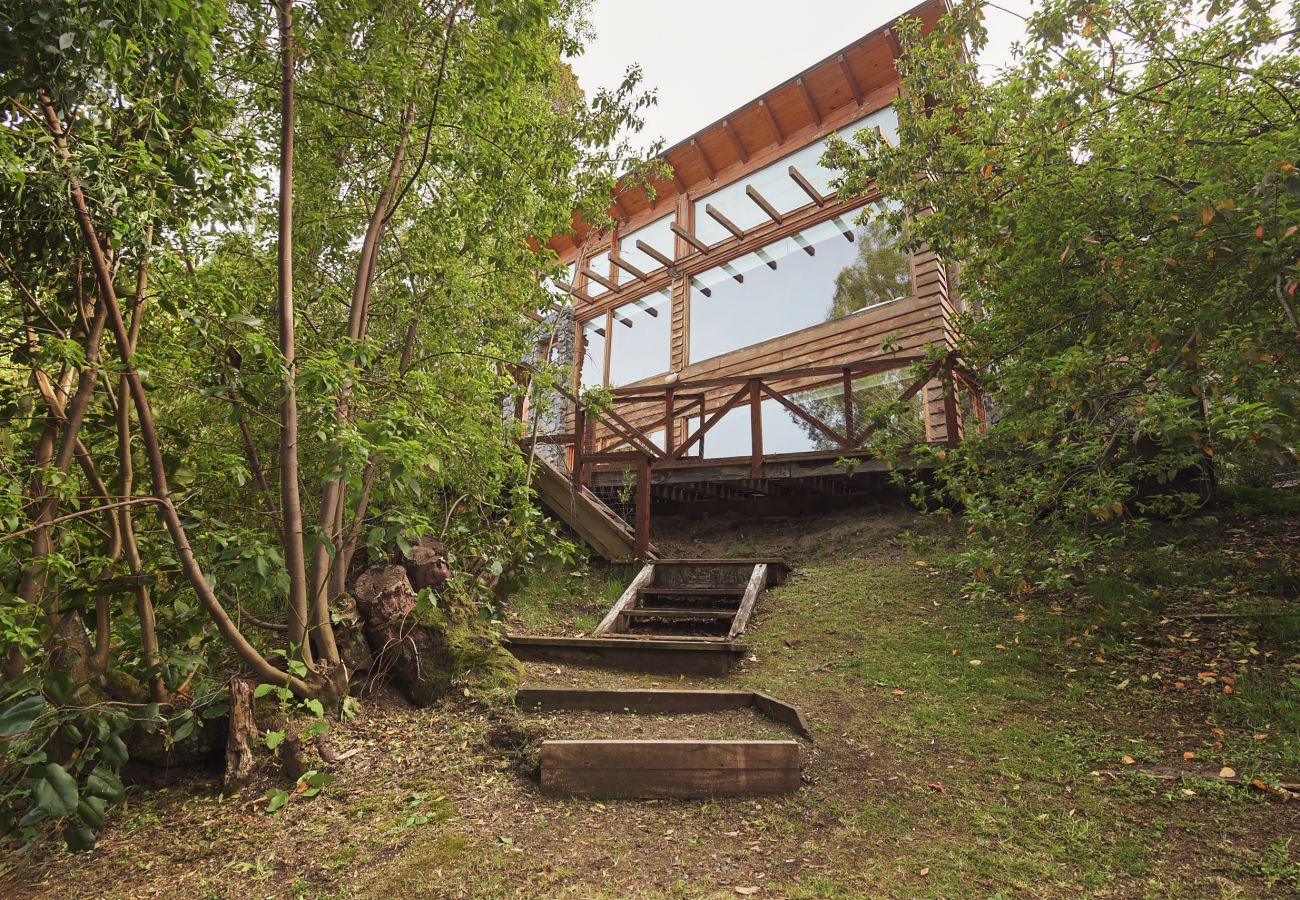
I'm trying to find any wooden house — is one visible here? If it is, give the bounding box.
[532,0,980,557]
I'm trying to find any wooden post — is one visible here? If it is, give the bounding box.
[841,367,854,447]
[664,388,676,457]
[635,454,652,561]
[749,380,763,479]
[572,404,586,486]
[942,359,960,448]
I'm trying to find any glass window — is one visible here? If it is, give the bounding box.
[579,318,606,388]
[607,288,672,386]
[582,250,611,297]
[688,210,910,363]
[618,216,675,274]
[759,368,923,455]
[693,108,900,247]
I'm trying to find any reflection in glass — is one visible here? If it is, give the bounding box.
[689,211,910,364]
[607,289,672,386]
[579,318,606,388]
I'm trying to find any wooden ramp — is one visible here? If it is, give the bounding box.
[533,456,654,562]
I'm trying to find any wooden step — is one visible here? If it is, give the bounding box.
[638,586,745,597]
[622,608,736,621]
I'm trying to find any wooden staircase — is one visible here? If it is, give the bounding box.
[593,559,787,641]
[532,456,656,562]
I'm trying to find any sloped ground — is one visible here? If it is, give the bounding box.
[5,505,1298,898]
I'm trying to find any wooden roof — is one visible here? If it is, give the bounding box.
[550,0,949,255]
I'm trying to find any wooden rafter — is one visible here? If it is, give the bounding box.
[758,99,784,144]
[705,203,746,240]
[610,252,650,283]
[795,77,822,126]
[582,266,617,292]
[689,276,713,299]
[555,279,596,304]
[671,222,711,254]
[635,239,675,270]
[690,138,716,181]
[787,165,826,207]
[745,185,784,225]
[721,118,749,163]
[837,53,864,105]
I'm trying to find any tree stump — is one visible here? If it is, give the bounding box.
[224,679,258,791]
[351,563,520,706]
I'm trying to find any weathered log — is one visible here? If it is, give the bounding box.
[351,562,520,706]
[224,679,258,791]
[330,592,373,674]
[401,543,451,591]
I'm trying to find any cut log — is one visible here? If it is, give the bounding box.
[224,679,258,791]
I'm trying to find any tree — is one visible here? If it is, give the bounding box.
[0,0,652,847]
[827,0,1300,593]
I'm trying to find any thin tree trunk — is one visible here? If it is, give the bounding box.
[275,0,313,662]
[40,98,318,698]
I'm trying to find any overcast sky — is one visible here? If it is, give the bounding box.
[569,1,1035,154]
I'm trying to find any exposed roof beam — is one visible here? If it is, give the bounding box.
[704,203,746,240]
[721,118,749,163]
[616,313,634,328]
[720,262,744,284]
[690,138,716,181]
[581,266,617,292]
[791,232,816,256]
[745,185,785,225]
[758,99,784,144]
[837,53,864,106]
[609,252,650,283]
[832,215,855,241]
[788,165,827,207]
[555,279,596,304]
[795,77,822,127]
[611,196,629,219]
[629,296,660,317]
[689,276,713,298]
[885,27,904,60]
[635,239,675,270]
[671,221,712,254]
[755,248,778,270]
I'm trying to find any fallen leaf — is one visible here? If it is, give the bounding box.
[1122,755,1136,765]
[735,888,760,896]
[1181,788,1196,796]
[919,868,930,877]
[1183,752,1195,760]
[968,659,982,666]
[1219,767,1236,779]
[929,782,947,794]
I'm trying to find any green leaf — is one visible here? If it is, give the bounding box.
[253,682,276,699]
[58,32,74,50]
[34,763,78,816]
[265,788,289,813]
[264,730,284,751]
[0,694,47,737]
[303,698,324,718]
[100,733,129,768]
[85,767,124,804]
[77,796,106,830]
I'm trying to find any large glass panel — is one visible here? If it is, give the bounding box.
[693,107,900,246]
[582,250,611,297]
[689,210,910,363]
[695,405,753,459]
[579,318,606,388]
[607,288,672,386]
[759,369,923,456]
[618,215,675,273]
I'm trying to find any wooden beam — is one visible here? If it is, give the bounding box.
[720,262,744,284]
[788,165,827,207]
[837,53,864,105]
[539,740,801,799]
[755,247,778,270]
[886,27,904,59]
[705,203,746,240]
[728,563,768,639]
[689,276,712,299]
[690,138,716,181]
[745,185,784,225]
[611,196,629,220]
[671,221,711,254]
[592,563,655,636]
[795,77,822,126]
[554,279,596,304]
[758,98,784,144]
[791,231,816,256]
[721,118,749,163]
[581,266,617,292]
[748,381,763,479]
[634,455,652,560]
[832,215,855,241]
[635,239,675,271]
[609,252,650,282]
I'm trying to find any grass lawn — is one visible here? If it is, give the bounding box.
[4,505,1297,898]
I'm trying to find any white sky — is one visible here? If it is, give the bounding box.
[569,1,1035,154]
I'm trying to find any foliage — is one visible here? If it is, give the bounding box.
[828,0,1300,593]
[0,0,652,848]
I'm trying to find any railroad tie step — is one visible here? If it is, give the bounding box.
[622,607,736,621]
